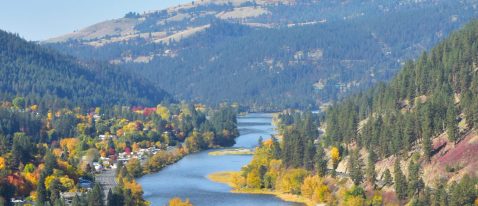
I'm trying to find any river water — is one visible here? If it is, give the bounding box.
[137,113,302,206]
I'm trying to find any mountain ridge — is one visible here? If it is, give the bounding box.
[45,0,478,110]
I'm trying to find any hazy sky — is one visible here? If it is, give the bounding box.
[0,0,192,41]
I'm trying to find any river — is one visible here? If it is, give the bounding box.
[137,113,303,206]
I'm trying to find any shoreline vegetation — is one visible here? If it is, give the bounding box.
[208,148,254,156]
[208,171,315,206]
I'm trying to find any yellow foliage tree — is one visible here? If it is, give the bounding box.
[368,192,382,206]
[312,184,332,203]
[276,168,308,194]
[30,104,38,111]
[30,191,38,202]
[343,196,365,206]
[156,105,170,120]
[44,175,56,190]
[76,123,88,135]
[59,176,75,191]
[246,168,262,189]
[0,157,5,170]
[123,180,144,200]
[52,148,63,157]
[60,138,80,156]
[231,173,246,189]
[167,197,193,206]
[123,122,139,133]
[301,175,321,199]
[330,146,340,168]
[24,173,38,186]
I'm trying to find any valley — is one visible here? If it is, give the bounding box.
[0,0,478,206]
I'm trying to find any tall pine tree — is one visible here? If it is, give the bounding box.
[394,159,408,202]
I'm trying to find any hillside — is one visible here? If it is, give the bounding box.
[0,30,171,109]
[45,0,478,110]
[321,18,478,204]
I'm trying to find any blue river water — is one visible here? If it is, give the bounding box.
[137,113,303,206]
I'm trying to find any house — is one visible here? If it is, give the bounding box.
[61,192,83,205]
[99,134,117,141]
[10,198,24,204]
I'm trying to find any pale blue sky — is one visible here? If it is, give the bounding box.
[0,0,192,41]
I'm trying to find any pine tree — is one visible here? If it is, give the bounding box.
[71,195,83,206]
[88,183,104,206]
[54,198,65,206]
[106,189,113,206]
[423,134,432,161]
[366,150,377,185]
[37,172,48,206]
[394,159,408,201]
[382,169,392,186]
[303,111,319,138]
[271,136,281,159]
[123,189,133,206]
[44,151,57,175]
[314,145,328,177]
[407,159,423,198]
[257,136,263,147]
[49,178,61,204]
[303,140,315,170]
[421,104,433,161]
[403,115,415,151]
[348,149,363,185]
[446,102,458,144]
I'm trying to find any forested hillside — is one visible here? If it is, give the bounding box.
[46,0,478,110]
[0,30,171,110]
[231,20,478,205]
[324,19,478,159]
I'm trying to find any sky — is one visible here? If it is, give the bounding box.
[0,0,192,41]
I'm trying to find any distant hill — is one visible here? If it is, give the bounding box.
[45,0,478,110]
[0,30,172,109]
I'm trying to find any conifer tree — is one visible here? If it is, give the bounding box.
[446,102,458,144]
[394,159,408,201]
[88,183,104,206]
[366,150,377,185]
[271,136,281,159]
[382,169,392,186]
[37,172,48,206]
[314,145,328,177]
[422,134,432,161]
[123,189,133,206]
[348,149,363,185]
[49,178,61,204]
[421,104,433,161]
[71,195,81,206]
[303,140,315,170]
[407,159,424,198]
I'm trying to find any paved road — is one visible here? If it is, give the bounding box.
[95,169,117,201]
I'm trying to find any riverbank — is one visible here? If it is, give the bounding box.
[208,148,254,156]
[208,171,314,206]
